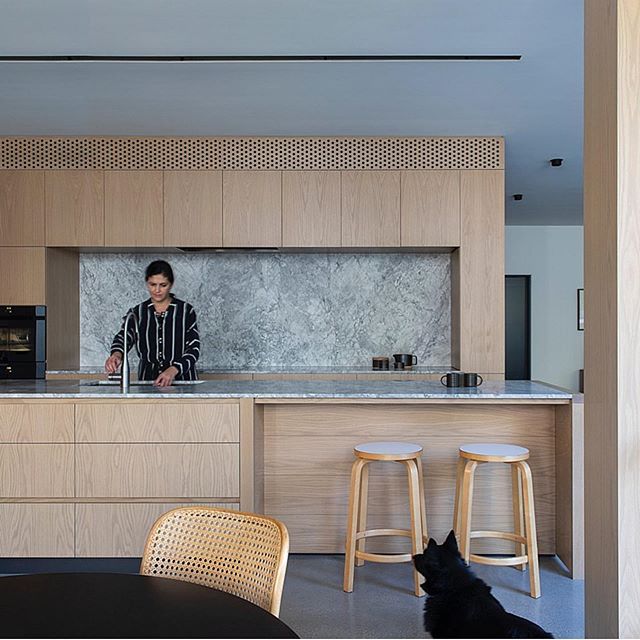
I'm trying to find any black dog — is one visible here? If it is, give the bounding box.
[413,530,553,638]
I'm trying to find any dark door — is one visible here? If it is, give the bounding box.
[505,275,531,380]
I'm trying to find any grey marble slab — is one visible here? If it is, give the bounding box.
[47,365,454,375]
[79,252,451,369]
[0,380,573,400]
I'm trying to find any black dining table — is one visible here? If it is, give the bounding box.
[0,573,299,638]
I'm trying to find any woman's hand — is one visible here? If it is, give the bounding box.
[105,352,122,374]
[154,366,179,387]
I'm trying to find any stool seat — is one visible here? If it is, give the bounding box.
[354,441,422,461]
[459,443,529,462]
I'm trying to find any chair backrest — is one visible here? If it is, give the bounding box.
[140,506,289,617]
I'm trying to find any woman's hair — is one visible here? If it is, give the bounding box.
[145,260,174,284]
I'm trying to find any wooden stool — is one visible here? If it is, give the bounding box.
[453,443,541,598]
[343,441,428,597]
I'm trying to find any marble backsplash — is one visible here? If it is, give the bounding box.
[80,252,451,369]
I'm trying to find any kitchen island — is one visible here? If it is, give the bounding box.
[0,380,582,577]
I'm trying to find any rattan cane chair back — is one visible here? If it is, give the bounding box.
[140,506,290,617]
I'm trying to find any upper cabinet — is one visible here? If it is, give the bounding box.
[164,171,222,247]
[0,171,44,246]
[45,171,104,247]
[0,247,46,305]
[401,171,460,247]
[341,171,400,247]
[282,171,341,247]
[104,171,163,247]
[223,171,281,247]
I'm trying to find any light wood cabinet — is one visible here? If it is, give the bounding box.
[0,170,44,246]
[0,404,74,443]
[76,502,238,557]
[0,504,74,557]
[401,170,460,246]
[104,171,163,246]
[282,171,341,247]
[76,402,239,443]
[45,170,104,246]
[223,171,281,247]
[455,170,505,373]
[0,247,46,305]
[76,443,240,498]
[341,171,400,247]
[164,171,222,247]
[0,444,73,498]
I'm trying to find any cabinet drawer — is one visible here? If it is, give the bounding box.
[76,403,239,443]
[76,444,239,498]
[0,445,73,498]
[0,404,74,443]
[0,504,74,557]
[76,502,239,557]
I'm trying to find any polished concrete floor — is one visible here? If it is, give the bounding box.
[0,554,584,638]
[279,555,584,639]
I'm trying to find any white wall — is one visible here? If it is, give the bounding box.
[505,226,584,391]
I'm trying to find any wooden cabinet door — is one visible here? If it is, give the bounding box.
[456,170,505,373]
[164,171,222,247]
[0,171,44,246]
[223,171,281,247]
[282,171,341,247]
[104,171,163,246]
[341,171,400,247]
[401,170,460,247]
[0,247,45,304]
[45,170,104,246]
[0,504,74,557]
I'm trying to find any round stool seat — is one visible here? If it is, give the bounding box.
[354,441,423,461]
[459,443,529,463]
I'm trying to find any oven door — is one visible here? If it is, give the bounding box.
[0,318,45,363]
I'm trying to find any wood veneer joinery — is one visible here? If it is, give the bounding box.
[262,403,556,554]
[0,404,73,443]
[75,443,240,498]
[0,503,74,557]
[239,398,255,512]
[76,502,240,557]
[75,403,240,443]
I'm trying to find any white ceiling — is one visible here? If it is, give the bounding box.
[0,0,583,225]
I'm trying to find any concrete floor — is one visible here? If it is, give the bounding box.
[279,555,584,639]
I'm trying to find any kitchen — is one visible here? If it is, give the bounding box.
[2,1,627,638]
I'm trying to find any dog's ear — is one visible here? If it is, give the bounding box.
[443,529,459,552]
[425,537,438,554]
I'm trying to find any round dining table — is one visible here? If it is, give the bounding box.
[0,573,299,638]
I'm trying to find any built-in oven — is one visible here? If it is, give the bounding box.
[0,306,46,379]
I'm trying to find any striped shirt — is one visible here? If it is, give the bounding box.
[110,296,201,381]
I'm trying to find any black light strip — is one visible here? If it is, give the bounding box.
[0,54,521,62]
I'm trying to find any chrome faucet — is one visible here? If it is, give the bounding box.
[120,310,135,393]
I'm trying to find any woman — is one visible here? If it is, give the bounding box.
[105,260,200,387]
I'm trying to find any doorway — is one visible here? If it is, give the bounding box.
[505,275,531,380]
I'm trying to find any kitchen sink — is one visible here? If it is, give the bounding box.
[79,380,205,386]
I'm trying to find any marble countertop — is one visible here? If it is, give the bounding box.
[0,379,573,400]
[46,365,453,375]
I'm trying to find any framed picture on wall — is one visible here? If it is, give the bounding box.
[577,288,584,331]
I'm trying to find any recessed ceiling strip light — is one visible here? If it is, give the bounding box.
[0,54,522,63]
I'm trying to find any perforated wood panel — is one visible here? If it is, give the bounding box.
[0,137,503,170]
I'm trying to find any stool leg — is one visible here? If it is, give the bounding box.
[415,456,429,544]
[459,460,478,564]
[511,463,527,571]
[344,458,367,592]
[518,461,541,598]
[405,459,425,597]
[452,456,466,541]
[355,462,369,566]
